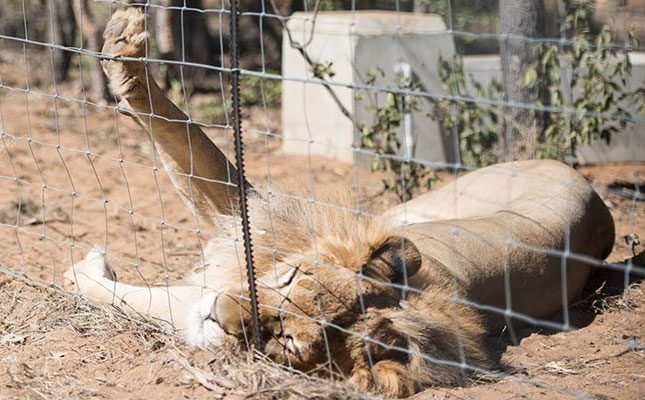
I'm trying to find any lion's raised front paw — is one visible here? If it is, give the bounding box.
[64,247,116,292]
[101,7,148,99]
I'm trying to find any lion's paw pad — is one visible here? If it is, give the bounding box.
[101,7,150,98]
[102,8,147,59]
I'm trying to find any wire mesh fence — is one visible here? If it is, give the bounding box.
[0,0,643,398]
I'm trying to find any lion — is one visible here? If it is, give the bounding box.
[63,7,616,398]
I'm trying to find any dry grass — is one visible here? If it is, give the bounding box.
[2,266,643,399]
[591,283,643,314]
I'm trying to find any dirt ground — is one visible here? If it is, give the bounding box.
[0,47,643,399]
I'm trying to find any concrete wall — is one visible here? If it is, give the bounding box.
[352,34,458,166]
[281,11,447,163]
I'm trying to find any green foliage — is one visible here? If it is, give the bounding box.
[190,75,281,125]
[416,0,499,49]
[432,0,640,164]
[320,1,640,201]
[524,0,640,159]
[311,61,336,80]
[353,2,502,200]
[315,0,345,11]
[192,97,226,124]
[77,54,94,72]
[417,0,498,30]
[240,75,282,107]
[359,68,436,202]
[432,55,502,167]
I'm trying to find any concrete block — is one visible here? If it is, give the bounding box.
[281,11,450,163]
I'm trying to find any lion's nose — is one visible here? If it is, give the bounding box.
[209,292,251,336]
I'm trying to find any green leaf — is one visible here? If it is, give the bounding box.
[523,67,538,87]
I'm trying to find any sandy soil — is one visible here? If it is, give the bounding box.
[0,47,643,399]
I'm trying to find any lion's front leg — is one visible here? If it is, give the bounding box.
[63,247,168,320]
[63,248,226,346]
[344,296,492,397]
[349,359,415,398]
[346,308,416,398]
[101,7,244,219]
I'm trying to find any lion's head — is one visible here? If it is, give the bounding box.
[211,232,423,372]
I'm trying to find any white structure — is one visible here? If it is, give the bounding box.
[281,11,448,163]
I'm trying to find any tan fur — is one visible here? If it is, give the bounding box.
[63,8,616,398]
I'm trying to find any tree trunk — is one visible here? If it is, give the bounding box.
[72,0,110,103]
[47,0,77,83]
[499,0,545,160]
[151,0,219,96]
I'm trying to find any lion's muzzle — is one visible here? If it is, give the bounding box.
[209,291,253,336]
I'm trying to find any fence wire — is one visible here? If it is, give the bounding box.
[0,0,643,398]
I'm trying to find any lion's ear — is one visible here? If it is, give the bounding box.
[362,236,422,284]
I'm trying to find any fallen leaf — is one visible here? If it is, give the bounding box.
[94,371,108,383]
[2,333,26,345]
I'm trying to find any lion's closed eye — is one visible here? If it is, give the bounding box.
[276,266,298,288]
[258,264,300,290]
